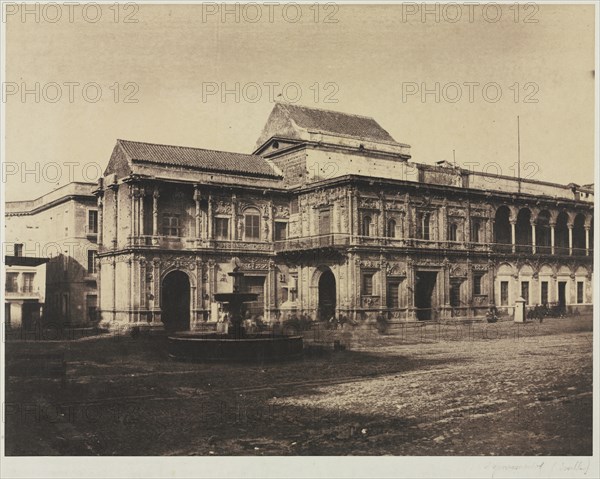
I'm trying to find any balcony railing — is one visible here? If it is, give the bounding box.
[274,233,351,252]
[492,243,590,256]
[128,235,272,252]
[124,233,592,257]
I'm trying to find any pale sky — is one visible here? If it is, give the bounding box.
[4,2,596,201]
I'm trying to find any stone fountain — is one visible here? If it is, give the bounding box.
[167,258,303,362]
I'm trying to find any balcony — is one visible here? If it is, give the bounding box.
[491,243,591,257]
[128,235,272,252]
[274,233,351,252]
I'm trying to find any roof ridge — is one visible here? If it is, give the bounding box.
[276,101,377,121]
[117,138,260,158]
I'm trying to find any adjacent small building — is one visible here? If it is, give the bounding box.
[4,254,48,329]
[5,182,99,327]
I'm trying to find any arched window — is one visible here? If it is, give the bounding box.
[448,223,458,242]
[387,219,397,238]
[362,216,372,236]
[417,212,431,240]
[244,208,261,240]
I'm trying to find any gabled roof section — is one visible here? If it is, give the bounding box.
[104,139,281,179]
[254,102,405,151]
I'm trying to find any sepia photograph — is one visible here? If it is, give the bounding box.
[1,1,598,478]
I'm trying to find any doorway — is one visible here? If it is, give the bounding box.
[161,271,190,332]
[558,281,567,313]
[415,271,437,320]
[318,269,336,320]
[243,275,265,317]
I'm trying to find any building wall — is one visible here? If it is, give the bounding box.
[95,167,593,332]
[5,183,99,327]
[4,263,46,329]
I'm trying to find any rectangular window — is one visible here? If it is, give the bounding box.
[362,273,374,296]
[418,213,430,240]
[215,217,229,239]
[162,214,180,237]
[290,198,299,214]
[275,222,287,241]
[387,282,400,309]
[6,272,19,292]
[500,281,509,306]
[471,220,480,243]
[14,243,23,257]
[448,224,457,242]
[319,208,331,235]
[577,281,584,304]
[88,210,98,234]
[245,214,261,239]
[22,273,34,293]
[521,281,530,305]
[473,274,483,295]
[450,281,461,307]
[541,281,549,305]
[87,250,97,274]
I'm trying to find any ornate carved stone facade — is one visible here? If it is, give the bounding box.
[94,103,594,331]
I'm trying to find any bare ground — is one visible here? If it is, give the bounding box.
[4,316,593,456]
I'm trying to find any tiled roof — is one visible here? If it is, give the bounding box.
[277,102,398,143]
[118,139,281,178]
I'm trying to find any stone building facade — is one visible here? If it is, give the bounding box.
[94,102,594,332]
[5,182,99,327]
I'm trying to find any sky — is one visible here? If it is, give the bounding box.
[3,2,596,201]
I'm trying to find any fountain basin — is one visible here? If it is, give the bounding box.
[167,332,303,362]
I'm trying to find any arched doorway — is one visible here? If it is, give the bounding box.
[536,210,551,254]
[161,270,190,332]
[318,269,336,321]
[515,208,532,253]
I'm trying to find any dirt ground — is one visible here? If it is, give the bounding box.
[4,316,593,456]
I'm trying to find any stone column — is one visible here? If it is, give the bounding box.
[510,219,517,253]
[196,259,204,322]
[207,195,213,239]
[264,201,273,242]
[97,195,104,248]
[207,260,216,319]
[111,185,119,249]
[380,255,387,312]
[152,258,161,325]
[549,221,556,255]
[568,224,573,255]
[585,226,590,255]
[530,220,536,254]
[266,260,276,322]
[139,189,145,237]
[152,187,160,237]
[346,189,353,239]
[406,259,415,320]
[139,258,146,310]
[379,192,385,238]
[465,201,472,244]
[129,186,136,242]
[128,257,135,323]
[231,194,237,240]
[441,202,448,242]
[194,186,202,239]
[111,258,117,322]
[352,189,360,239]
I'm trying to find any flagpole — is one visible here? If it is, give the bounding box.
[517,115,521,194]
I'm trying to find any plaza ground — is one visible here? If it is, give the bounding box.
[4,316,593,456]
